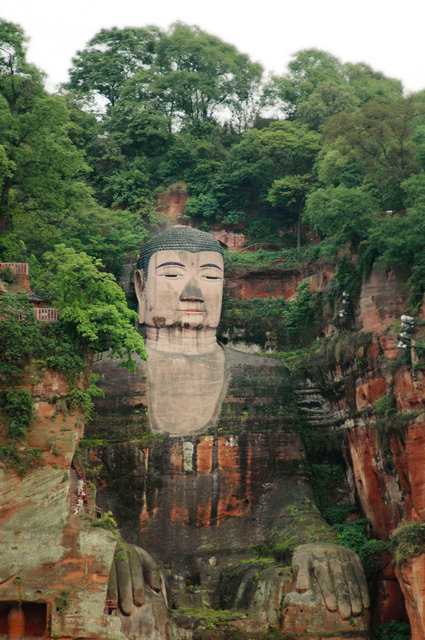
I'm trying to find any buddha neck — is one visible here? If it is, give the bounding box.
[144,326,219,355]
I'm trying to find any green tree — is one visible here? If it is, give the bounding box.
[41,245,146,368]
[0,19,44,233]
[0,294,40,380]
[295,80,358,130]
[304,185,378,256]
[323,96,425,209]
[343,62,402,105]
[0,20,147,279]
[263,49,402,128]
[263,49,344,119]
[66,23,263,129]
[65,26,162,109]
[359,173,425,308]
[86,101,171,210]
[215,121,320,235]
[0,20,45,115]
[267,174,313,250]
[314,141,363,189]
[152,23,263,128]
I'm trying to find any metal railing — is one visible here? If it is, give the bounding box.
[0,262,29,274]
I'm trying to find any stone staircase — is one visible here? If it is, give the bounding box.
[295,379,346,428]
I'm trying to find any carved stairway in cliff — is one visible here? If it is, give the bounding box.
[295,379,346,428]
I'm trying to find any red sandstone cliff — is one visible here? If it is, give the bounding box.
[0,366,125,640]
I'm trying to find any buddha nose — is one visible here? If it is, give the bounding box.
[179,279,204,302]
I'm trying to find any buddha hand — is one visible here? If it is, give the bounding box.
[290,542,370,619]
[108,543,166,615]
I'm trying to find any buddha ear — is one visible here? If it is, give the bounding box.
[134,269,147,324]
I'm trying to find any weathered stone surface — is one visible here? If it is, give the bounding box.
[92,341,371,638]
[224,262,334,301]
[0,367,129,640]
[396,556,425,640]
[359,268,409,334]
[347,426,403,539]
[157,184,188,222]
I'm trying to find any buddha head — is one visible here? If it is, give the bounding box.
[135,226,224,346]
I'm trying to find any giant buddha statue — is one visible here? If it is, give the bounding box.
[92,226,371,639]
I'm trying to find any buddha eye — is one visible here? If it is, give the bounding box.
[202,275,220,280]
[159,272,183,278]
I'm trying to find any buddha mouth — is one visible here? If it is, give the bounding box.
[179,309,206,313]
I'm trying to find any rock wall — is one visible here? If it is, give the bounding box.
[224,261,333,300]
[90,342,371,638]
[7,262,425,638]
[296,268,425,636]
[157,184,189,222]
[0,367,125,640]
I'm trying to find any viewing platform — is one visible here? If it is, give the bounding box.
[0,262,59,321]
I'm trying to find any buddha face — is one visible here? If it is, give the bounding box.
[135,249,224,330]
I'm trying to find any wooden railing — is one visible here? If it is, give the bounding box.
[34,307,60,322]
[0,308,59,322]
[0,262,29,274]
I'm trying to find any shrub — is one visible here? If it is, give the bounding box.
[390,521,425,566]
[218,281,322,349]
[0,446,43,476]
[0,295,40,381]
[372,621,411,640]
[55,589,69,618]
[0,266,15,283]
[0,388,33,442]
[333,519,387,579]
[93,510,118,531]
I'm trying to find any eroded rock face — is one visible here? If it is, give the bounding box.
[91,346,370,638]
[396,557,425,639]
[293,267,425,636]
[0,367,126,640]
[224,262,334,300]
[93,349,307,570]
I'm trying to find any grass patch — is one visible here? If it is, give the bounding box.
[173,606,246,630]
[0,446,43,476]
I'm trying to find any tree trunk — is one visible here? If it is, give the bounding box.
[0,178,12,235]
[297,210,301,254]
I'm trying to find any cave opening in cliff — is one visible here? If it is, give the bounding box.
[0,601,47,638]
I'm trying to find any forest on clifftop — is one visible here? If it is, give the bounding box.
[1,18,425,312]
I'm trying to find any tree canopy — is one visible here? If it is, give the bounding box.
[3,17,425,316]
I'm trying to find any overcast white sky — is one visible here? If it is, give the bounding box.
[2,0,425,94]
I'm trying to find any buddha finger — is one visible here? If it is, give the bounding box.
[340,554,363,616]
[116,552,134,615]
[352,552,370,609]
[128,545,145,606]
[312,557,337,612]
[107,560,118,602]
[328,557,351,620]
[137,547,162,592]
[292,547,312,592]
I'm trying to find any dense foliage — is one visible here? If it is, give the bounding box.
[2,18,425,304]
